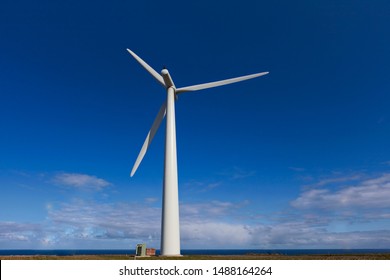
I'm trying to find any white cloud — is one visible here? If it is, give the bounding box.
[1,197,390,249]
[292,173,390,210]
[2,172,390,249]
[54,173,111,191]
[0,222,42,245]
[145,197,159,203]
[46,200,161,244]
[306,174,362,188]
[180,200,247,219]
[247,223,390,249]
[181,222,251,247]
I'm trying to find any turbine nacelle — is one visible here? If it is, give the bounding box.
[161,69,176,89]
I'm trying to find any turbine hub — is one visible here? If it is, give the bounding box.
[161,69,175,88]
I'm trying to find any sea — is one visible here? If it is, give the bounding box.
[1,249,389,256]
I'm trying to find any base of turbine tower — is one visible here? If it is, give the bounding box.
[159,254,183,257]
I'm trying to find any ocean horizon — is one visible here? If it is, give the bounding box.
[1,249,390,256]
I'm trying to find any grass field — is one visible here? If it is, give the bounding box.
[1,253,390,260]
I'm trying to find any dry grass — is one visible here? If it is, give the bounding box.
[1,253,390,260]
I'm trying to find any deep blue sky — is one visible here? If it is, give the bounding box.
[1,0,390,249]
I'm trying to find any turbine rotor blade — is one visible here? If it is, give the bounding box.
[176,71,269,94]
[130,101,167,177]
[126,49,166,88]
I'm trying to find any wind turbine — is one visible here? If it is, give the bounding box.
[127,49,268,256]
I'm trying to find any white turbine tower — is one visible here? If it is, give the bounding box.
[127,49,268,256]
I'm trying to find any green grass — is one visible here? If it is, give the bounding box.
[1,253,390,260]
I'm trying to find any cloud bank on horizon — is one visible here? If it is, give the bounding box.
[1,170,390,249]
